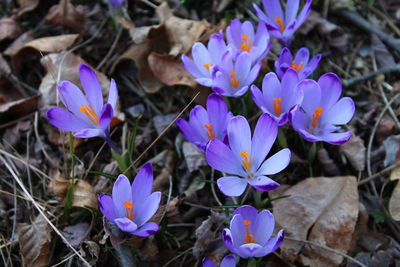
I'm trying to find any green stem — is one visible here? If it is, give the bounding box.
[247,258,258,267]
[68,132,75,182]
[277,128,288,148]
[253,190,262,209]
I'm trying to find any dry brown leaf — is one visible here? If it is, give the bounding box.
[48,169,98,209]
[18,214,52,267]
[148,52,196,87]
[182,142,207,172]
[340,135,366,171]
[16,0,40,16]
[0,95,39,124]
[389,167,400,221]
[273,176,359,266]
[0,54,11,76]
[4,31,33,57]
[0,17,22,42]
[46,0,85,34]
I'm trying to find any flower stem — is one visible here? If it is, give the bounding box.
[253,190,263,209]
[109,223,136,267]
[247,258,258,267]
[68,132,75,182]
[277,128,288,148]
[105,134,120,155]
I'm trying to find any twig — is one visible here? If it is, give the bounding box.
[210,168,223,207]
[1,155,91,266]
[96,26,122,70]
[34,112,58,167]
[159,175,173,222]
[368,5,400,37]
[343,63,400,87]
[336,9,400,53]
[286,237,367,267]
[359,162,400,186]
[162,247,193,267]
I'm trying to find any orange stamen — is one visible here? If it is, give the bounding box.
[204,63,213,71]
[312,107,323,128]
[240,150,252,172]
[291,61,304,72]
[230,70,240,88]
[123,201,134,221]
[243,220,255,244]
[240,34,252,52]
[79,104,99,126]
[204,123,216,140]
[273,97,282,116]
[274,16,285,32]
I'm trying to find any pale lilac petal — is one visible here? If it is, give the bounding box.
[233,205,258,222]
[228,19,242,48]
[301,54,321,79]
[58,81,90,121]
[251,114,278,169]
[248,176,280,192]
[235,53,251,85]
[250,85,267,113]
[114,217,138,233]
[217,176,248,197]
[237,243,264,258]
[261,229,284,254]
[227,116,251,159]
[192,43,212,76]
[257,148,291,175]
[280,69,300,112]
[243,61,261,86]
[208,34,227,65]
[47,107,90,132]
[202,258,217,267]
[285,0,300,23]
[266,23,283,39]
[295,0,312,27]
[294,47,310,66]
[263,0,284,23]
[196,78,213,87]
[131,162,153,207]
[79,64,103,115]
[189,105,210,141]
[133,222,159,237]
[253,3,274,25]
[182,55,203,78]
[176,118,204,151]
[241,21,255,42]
[135,192,161,226]
[112,174,132,218]
[220,255,236,267]
[297,79,321,115]
[73,128,105,138]
[281,20,297,46]
[108,79,118,110]
[324,97,355,125]
[318,73,342,110]
[233,86,249,97]
[230,214,246,246]
[206,139,245,176]
[253,210,274,246]
[207,93,228,139]
[98,194,118,222]
[222,229,238,255]
[99,104,113,129]
[262,72,281,113]
[320,131,353,145]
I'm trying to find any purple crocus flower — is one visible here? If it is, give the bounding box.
[176,93,233,152]
[251,69,302,126]
[211,51,261,97]
[46,64,118,148]
[98,162,161,236]
[290,73,355,145]
[222,205,284,258]
[202,255,236,267]
[109,0,124,9]
[226,19,270,65]
[205,114,291,196]
[182,33,228,87]
[275,47,321,80]
[253,0,312,46]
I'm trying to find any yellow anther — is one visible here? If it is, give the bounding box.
[204,123,216,140]
[123,201,134,221]
[230,70,240,88]
[274,16,285,33]
[240,34,252,52]
[243,220,255,244]
[240,150,252,172]
[273,97,282,116]
[291,61,304,72]
[79,104,99,126]
[204,63,213,71]
[312,107,323,129]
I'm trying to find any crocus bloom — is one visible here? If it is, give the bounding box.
[211,51,261,97]
[226,19,270,65]
[98,162,161,236]
[206,114,291,196]
[176,93,232,152]
[202,255,236,267]
[290,73,355,145]
[275,47,321,80]
[222,206,284,258]
[251,69,302,126]
[46,64,118,148]
[182,33,228,87]
[253,0,312,46]
[109,0,124,8]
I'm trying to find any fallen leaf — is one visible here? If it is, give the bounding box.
[79,241,100,266]
[153,113,178,135]
[371,34,396,69]
[18,214,52,267]
[46,0,85,34]
[317,147,341,176]
[182,142,207,172]
[0,54,11,76]
[16,0,40,16]
[48,169,98,209]
[63,223,90,248]
[389,167,400,221]
[383,135,400,167]
[340,135,366,171]
[148,52,196,87]
[153,150,175,192]
[0,17,22,42]
[4,31,33,57]
[273,176,359,266]
[0,94,39,124]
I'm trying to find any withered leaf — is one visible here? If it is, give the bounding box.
[389,167,400,221]
[0,94,39,124]
[18,214,52,267]
[63,223,90,248]
[0,17,22,42]
[46,0,85,34]
[182,142,207,173]
[340,134,366,171]
[273,176,359,266]
[16,0,40,16]
[48,169,98,209]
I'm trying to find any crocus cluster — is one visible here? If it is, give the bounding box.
[202,255,236,267]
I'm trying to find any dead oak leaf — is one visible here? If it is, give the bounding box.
[0,17,22,42]
[16,0,40,16]
[46,0,85,34]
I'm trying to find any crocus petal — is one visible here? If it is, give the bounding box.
[262,0,284,23]
[182,55,203,78]
[241,21,255,42]
[301,54,322,79]
[297,79,321,115]
[243,61,262,86]
[202,258,217,267]
[318,73,342,110]
[222,229,238,255]
[262,72,281,113]
[227,116,251,159]
[46,107,90,132]
[257,148,291,175]
[237,243,264,258]
[248,176,280,192]
[112,174,132,218]
[253,3,273,25]
[99,103,113,129]
[229,213,246,247]
[220,255,236,267]
[250,85,267,113]
[294,47,310,66]
[98,194,118,222]
[295,0,312,27]
[235,53,251,85]
[251,114,278,169]
[320,131,353,145]
[79,64,103,115]
[208,34,227,65]
[233,86,249,98]
[189,105,210,141]
[108,78,118,110]
[114,217,138,233]
[196,78,213,87]
[253,210,274,246]
[135,192,161,226]
[324,97,355,125]
[285,0,300,23]
[132,222,159,237]
[58,81,90,121]
[73,128,105,138]
[192,43,212,76]
[131,162,153,207]
[207,93,228,139]
[233,205,258,222]
[176,118,204,151]
[217,176,248,197]
[261,229,284,255]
